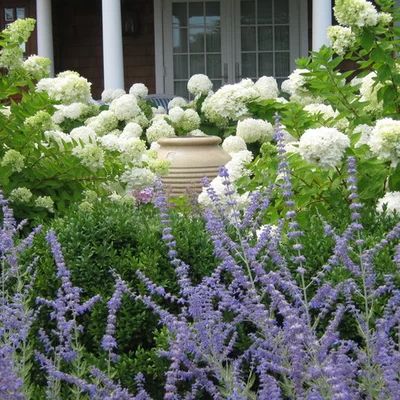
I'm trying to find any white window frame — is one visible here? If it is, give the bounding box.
[154,0,309,95]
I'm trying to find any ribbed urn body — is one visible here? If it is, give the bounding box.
[157,136,231,197]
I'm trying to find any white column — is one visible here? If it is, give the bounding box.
[102,0,124,90]
[36,0,54,76]
[312,0,332,50]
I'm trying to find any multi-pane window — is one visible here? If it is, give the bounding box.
[172,1,223,98]
[240,0,290,86]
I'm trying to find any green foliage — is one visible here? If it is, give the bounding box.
[27,201,215,396]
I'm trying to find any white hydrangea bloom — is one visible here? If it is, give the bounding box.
[22,55,51,80]
[281,69,318,105]
[169,107,201,132]
[112,89,126,100]
[44,130,72,149]
[222,136,247,154]
[150,141,161,152]
[354,124,373,148]
[376,192,400,215]
[53,102,88,124]
[187,74,213,96]
[1,149,25,172]
[224,150,253,181]
[101,89,114,104]
[152,106,166,115]
[359,72,383,112]
[9,187,32,203]
[368,118,400,166]
[122,122,143,138]
[72,143,105,171]
[109,94,142,121]
[236,118,274,143]
[119,138,147,162]
[86,110,119,136]
[378,12,393,25]
[36,70,92,104]
[70,126,97,145]
[98,133,121,151]
[334,0,378,27]
[304,103,339,120]
[168,97,188,110]
[35,196,54,212]
[201,80,259,127]
[298,127,350,168]
[254,76,279,100]
[120,167,156,189]
[0,106,11,118]
[327,26,356,56]
[129,83,148,98]
[146,118,176,143]
[188,129,207,136]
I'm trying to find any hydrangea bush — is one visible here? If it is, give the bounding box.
[0,19,168,221]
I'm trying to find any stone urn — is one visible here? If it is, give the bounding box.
[157,136,231,197]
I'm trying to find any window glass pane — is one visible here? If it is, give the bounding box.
[241,27,256,51]
[190,54,205,75]
[206,27,221,52]
[257,0,272,24]
[172,3,187,27]
[174,81,189,98]
[4,8,14,21]
[242,53,256,78]
[189,27,204,52]
[207,54,221,78]
[274,0,289,24]
[173,28,188,53]
[205,2,220,27]
[174,55,188,78]
[189,2,204,27]
[259,52,273,76]
[258,26,273,51]
[241,0,256,25]
[275,52,290,76]
[16,8,25,19]
[275,26,289,50]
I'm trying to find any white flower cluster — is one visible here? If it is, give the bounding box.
[359,72,383,112]
[35,195,54,212]
[236,118,274,144]
[354,124,373,148]
[376,192,400,215]
[44,130,72,149]
[201,79,258,127]
[36,70,92,104]
[222,136,247,154]
[303,103,349,131]
[281,69,317,105]
[52,102,90,124]
[120,167,156,190]
[109,94,143,121]
[327,26,356,56]
[9,187,32,203]
[129,83,148,99]
[368,118,400,166]
[1,149,25,172]
[298,127,350,168]
[85,110,119,136]
[198,150,252,208]
[168,97,187,110]
[254,76,279,100]
[168,107,201,133]
[146,117,176,143]
[72,143,105,171]
[23,55,51,80]
[101,88,126,104]
[333,0,379,28]
[187,74,213,97]
[70,126,97,144]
